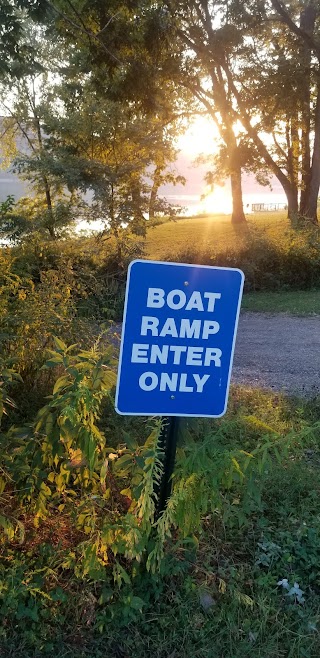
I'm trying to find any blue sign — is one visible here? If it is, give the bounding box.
[115,260,244,418]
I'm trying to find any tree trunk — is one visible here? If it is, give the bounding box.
[220,99,246,224]
[300,85,320,224]
[285,186,299,221]
[286,116,299,190]
[222,63,299,222]
[33,112,56,238]
[131,180,146,236]
[230,167,246,224]
[43,175,56,239]
[149,165,162,221]
[299,4,316,213]
[205,66,246,224]
[110,182,122,260]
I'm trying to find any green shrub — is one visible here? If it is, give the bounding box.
[10,233,144,322]
[164,227,320,291]
[1,376,320,656]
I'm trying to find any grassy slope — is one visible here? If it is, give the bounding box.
[145,212,320,315]
[145,212,288,260]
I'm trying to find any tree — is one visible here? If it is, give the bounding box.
[0,0,35,76]
[38,77,185,246]
[1,4,187,242]
[149,0,248,223]
[156,0,320,224]
[270,0,320,223]
[0,24,80,239]
[21,0,320,225]
[205,0,320,223]
[40,0,250,223]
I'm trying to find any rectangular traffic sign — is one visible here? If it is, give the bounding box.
[115,260,244,417]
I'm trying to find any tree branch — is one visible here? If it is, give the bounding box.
[0,101,38,157]
[272,130,287,160]
[271,0,320,59]
[220,58,292,192]
[44,0,123,65]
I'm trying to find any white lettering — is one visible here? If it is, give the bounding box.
[137,371,212,393]
[141,316,159,336]
[179,373,193,392]
[186,347,204,366]
[169,345,187,364]
[131,343,222,367]
[202,320,220,339]
[203,292,221,312]
[193,374,210,393]
[145,289,222,312]
[139,372,158,391]
[147,288,165,308]
[179,319,201,339]
[167,289,186,310]
[204,348,222,367]
[159,318,178,338]
[185,291,204,312]
[131,343,149,363]
[159,372,178,391]
[150,344,169,364]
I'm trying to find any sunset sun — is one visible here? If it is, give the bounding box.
[201,186,233,215]
[176,116,220,156]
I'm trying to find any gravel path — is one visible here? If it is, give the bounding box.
[232,312,320,396]
[110,312,320,397]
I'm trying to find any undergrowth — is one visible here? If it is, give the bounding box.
[1,345,320,657]
[2,221,320,656]
[164,224,320,292]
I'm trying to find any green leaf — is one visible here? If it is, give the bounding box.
[0,515,15,540]
[113,454,133,475]
[45,413,54,436]
[100,460,108,488]
[127,595,145,611]
[123,433,138,451]
[65,343,78,353]
[231,457,244,478]
[53,375,70,395]
[42,356,64,368]
[53,337,68,352]
[102,371,117,388]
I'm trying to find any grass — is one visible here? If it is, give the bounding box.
[145,212,289,260]
[2,387,320,657]
[242,290,320,315]
[144,211,320,313]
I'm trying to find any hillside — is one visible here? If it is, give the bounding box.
[145,212,289,260]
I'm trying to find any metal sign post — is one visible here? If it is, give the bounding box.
[115,259,244,512]
[155,416,180,517]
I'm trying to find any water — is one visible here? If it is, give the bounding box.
[165,191,288,216]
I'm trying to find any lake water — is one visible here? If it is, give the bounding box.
[166,191,288,216]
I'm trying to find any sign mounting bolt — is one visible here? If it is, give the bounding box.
[184,281,189,286]
[171,395,175,399]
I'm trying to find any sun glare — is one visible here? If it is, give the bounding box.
[176,118,233,215]
[176,117,220,156]
[201,186,233,215]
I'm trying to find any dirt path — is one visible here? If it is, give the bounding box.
[233,312,320,396]
[110,312,320,397]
